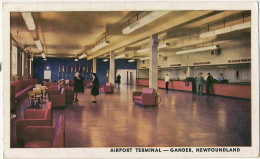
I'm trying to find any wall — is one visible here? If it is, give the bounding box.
[33,57,92,82]
[137,36,251,82]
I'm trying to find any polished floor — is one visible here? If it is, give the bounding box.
[11,85,251,147]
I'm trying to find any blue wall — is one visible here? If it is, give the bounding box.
[33,57,137,84]
[33,57,92,82]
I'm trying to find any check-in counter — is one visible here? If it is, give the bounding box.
[136,78,251,99]
[136,79,192,92]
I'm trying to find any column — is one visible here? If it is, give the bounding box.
[149,34,159,89]
[92,58,97,73]
[187,66,194,77]
[109,51,115,84]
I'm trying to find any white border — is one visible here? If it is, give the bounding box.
[2,1,259,159]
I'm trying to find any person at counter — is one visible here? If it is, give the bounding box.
[206,73,214,95]
[218,73,224,81]
[165,74,170,90]
[195,73,204,95]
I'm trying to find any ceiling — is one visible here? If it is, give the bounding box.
[10,10,251,60]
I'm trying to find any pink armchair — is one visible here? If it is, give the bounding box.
[49,88,66,107]
[132,88,156,106]
[104,82,114,93]
[23,114,65,148]
[16,101,52,147]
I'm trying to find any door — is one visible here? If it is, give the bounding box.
[44,70,51,82]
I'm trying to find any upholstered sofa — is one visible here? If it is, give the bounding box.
[132,88,157,106]
[11,79,37,100]
[10,79,38,113]
[23,114,65,148]
[16,101,52,147]
[104,82,114,93]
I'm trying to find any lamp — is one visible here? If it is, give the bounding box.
[200,21,251,38]
[137,43,170,54]
[41,52,46,58]
[176,45,219,54]
[21,12,36,30]
[122,11,170,34]
[75,58,79,61]
[103,59,109,62]
[128,59,135,62]
[34,38,43,51]
[79,53,87,59]
[158,43,170,49]
[43,58,47,61]
[140,57,150,60]
[137,48,149,54]
[115,54,128,59]
[91,41,110,52]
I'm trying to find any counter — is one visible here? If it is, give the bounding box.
[136,79,251,99]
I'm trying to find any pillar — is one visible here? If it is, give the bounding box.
[109,51,115,84]
[92,58,97,73]
[149,34,159,89]
[187,66,194,78]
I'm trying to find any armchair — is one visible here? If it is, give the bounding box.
[23,114,65,148]
[132,88,157,106]
[16,101,52,147]
[49,88,66,107]
[104,82,114,93]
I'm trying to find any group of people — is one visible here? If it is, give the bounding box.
[195,72,225,95]
[165,73,225,95]
[74,72,100,103]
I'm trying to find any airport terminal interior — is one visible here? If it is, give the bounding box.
[9,10,251,148]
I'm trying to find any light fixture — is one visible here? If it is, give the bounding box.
[128,59,135,62]
[140,57,150,60]
[79,53,87,59]
[34,38,43,51]
[43,58,47,61]
[176,45,219,54]
[21,12,36,30]
[137,48,149,54]
[115,54,128,59]
[137,43,170,54]
[91,41,110,52]
[158,43,170,49]
[41,52,46,58]
[200,21,251,38]
[122,11,170,34]
[103,59,109,62]
[75,58,79,61]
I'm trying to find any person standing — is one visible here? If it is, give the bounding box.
[116,74,121,87]
[206,73,214,95]
[165,74,170,90]
[74,72,84,101]
[91,73,100,103]
[195,73,204,95]
[218,73,224,82]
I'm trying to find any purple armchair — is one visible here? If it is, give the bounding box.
[49,88,66,107]
[16,101,52,147]
[132,88,157,106]
[104,82,114,93]
[23,114,65,148]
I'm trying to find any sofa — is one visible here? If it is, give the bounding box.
[23,114,65,148]
[11,79,37,100]
[16,101,52,147]
[132,88,157,106]
[10,79,38,113]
